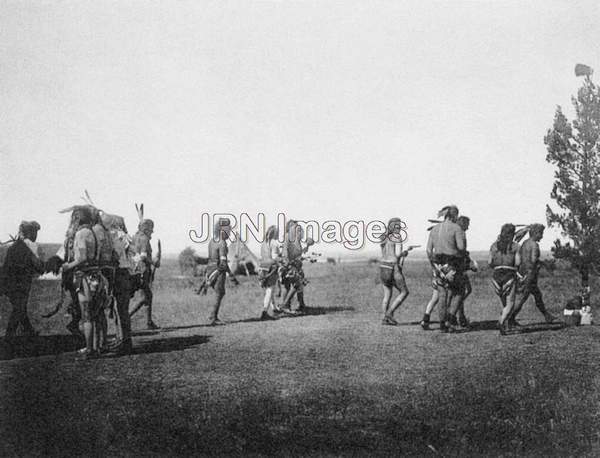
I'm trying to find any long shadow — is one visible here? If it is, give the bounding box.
[467,320,501,331]
[302,305,355,315]
[466,320,566,334]
[0,332,211,360]
[503,321,567,335]
[105,334,211,357]
[159,323,213,332]
[0,334,84,360]
[131,329,163,337]
[160,306,356,329]
[398,320,440,327]
[397,320,567,334]
[227,306,356,324]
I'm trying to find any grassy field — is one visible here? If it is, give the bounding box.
[0,257,599,456]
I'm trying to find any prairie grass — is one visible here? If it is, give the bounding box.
[0,258,599,456]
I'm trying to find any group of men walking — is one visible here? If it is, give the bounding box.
[379,205,555,334]
[1,203,160,358]
[202,217,314,325]
[1,202,559,360]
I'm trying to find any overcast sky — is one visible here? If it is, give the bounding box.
[1,1,599,255]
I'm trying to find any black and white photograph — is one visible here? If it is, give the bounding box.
[1,1,600,456]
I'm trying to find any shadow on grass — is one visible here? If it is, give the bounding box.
[160,306,356,328]
[229,306,356,323]
[0,334,83,360]
[397,320,567,334]
[503,321,567,335]
[121,334,210,357]
[0,333,210,360]
[131,329,162,337]
[302,305,355,315]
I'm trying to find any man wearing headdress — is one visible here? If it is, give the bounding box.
[129,218,159,329]
[3,221,44,340]
[46,208,83,336]
[425,205,467,331]
[62,206,107,359]
[509,224,555,324]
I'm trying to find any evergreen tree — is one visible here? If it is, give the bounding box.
[545,71,600,287]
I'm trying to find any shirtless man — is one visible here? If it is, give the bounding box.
[455,216,476,327]
[129,219,159,329]
[258,225,281,320]
[62,207,106,359]
[488,223,521,335]
[509,224,555,324]
[205,218,232,326]
[422,215,473,329]
[425,205,467,332]
[378,218,410,325]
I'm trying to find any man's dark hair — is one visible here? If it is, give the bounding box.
[497,223,516,254]
[446,206,459,220]
[75,206,94,226]
[19,221,40,240]
[530,223,545,238]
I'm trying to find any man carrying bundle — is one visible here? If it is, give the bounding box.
[425,205,467,332]
[3,221,44,341]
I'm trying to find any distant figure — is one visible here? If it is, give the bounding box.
[3,221,44,341]
[426,205,466,332]
[278,220,313,314]
[258,225,281,320]
[379,217,410,326]
[510,224,556,324]
[205,218,233,326]
[488,223,521,335]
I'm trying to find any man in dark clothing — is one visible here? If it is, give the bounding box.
[4,221,44,340]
